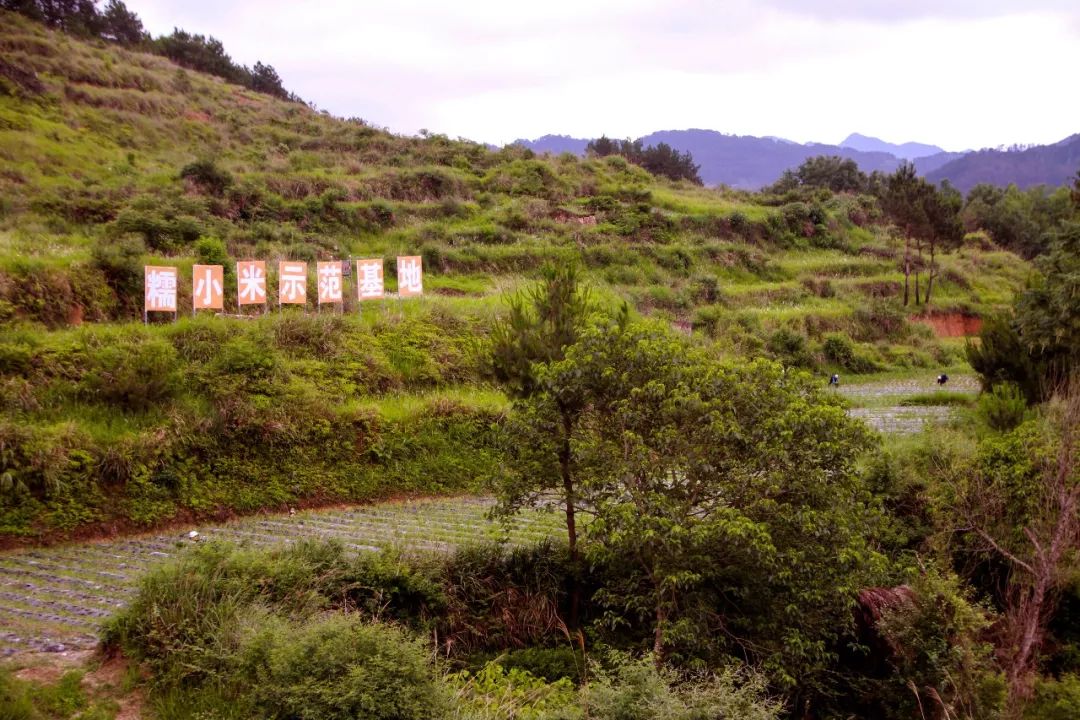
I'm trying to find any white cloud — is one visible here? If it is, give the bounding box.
[128,1,1080,149]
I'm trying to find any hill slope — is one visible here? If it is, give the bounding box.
[0,11,1031,543]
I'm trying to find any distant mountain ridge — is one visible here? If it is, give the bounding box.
[926,134,1080,193]
[839,133,944,160]
[512,130,1077,192]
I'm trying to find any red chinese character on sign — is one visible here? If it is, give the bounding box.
[278,261,307,305]
[192,265,224,310]
[356,259,384,300]
[317,261,343,304]
[396,256,423,297]
[144,266,177,312]
[237,261,267,305]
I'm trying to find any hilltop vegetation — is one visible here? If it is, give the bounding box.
[1,0,296,99]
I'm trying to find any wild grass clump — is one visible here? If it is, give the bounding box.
[123,588,445,720]
[0,666,118,720]
[101,540,444,682]
[898,392,976,407]
[976,382,1029,431]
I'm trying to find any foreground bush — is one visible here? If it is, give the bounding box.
[449,654,781,720]
[102,540,444,683]
[237,613,445,720]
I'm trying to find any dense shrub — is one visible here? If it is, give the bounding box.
[77,332,181,410]
[1026,675,1080,720]
[105,540,445,719]
[237,613,445,720]
[111,197,206,252]
[874,570,1005,720]
[767,327,815,368]
[497,646,584,684]
[853,299,908,342]
[90,235,144,316]
[976,382,1029,432]
[180,159,234,197]
[440,540,571,654]
[822,332,880,373]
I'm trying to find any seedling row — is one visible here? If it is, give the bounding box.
[0,497,562,656]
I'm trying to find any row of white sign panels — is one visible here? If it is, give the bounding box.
[145,256,423,313]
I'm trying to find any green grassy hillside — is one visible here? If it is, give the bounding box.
[0,11,1031,542]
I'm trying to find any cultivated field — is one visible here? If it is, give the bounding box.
[0,497,563,656]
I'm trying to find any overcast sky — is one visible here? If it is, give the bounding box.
[130,0,1080,151]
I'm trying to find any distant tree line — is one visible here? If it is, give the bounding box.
[1,0,299,101]
[586,136,703,184]
[773,154,1076,259]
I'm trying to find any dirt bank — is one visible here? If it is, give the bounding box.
[914,312,982,338]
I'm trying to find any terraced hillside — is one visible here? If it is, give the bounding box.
[0,497,563,655]
[0,11,1031,545]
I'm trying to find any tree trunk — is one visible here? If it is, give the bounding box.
[903,238,911,306]
[1006,576,1051,715]
[925,242,936,305]
[653,601,667,665]
[914,239,923,305]
[558,409,580,629]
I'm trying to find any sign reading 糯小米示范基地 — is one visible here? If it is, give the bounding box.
[356,258,384,300]
[278,261,307,305]
[144,258,425,314]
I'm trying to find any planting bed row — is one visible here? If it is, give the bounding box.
[0,497,563,657]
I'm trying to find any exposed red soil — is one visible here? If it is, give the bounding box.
[914,312,983,337]
[9,652,145,720]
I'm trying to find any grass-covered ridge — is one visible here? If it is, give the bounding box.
[0,310,504,542]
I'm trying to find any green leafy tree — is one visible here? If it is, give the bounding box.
[961,183,1071,260]
[969,223,1080,400]
[529,320,881,702]
[587,135,620,158]
[100,0,145,44]
[771,155,868,194]
[1014,223,1080,387]
[249,61,287,98]
[586,137,701,184]
[881,162,963,305]
[491,263,594,624]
